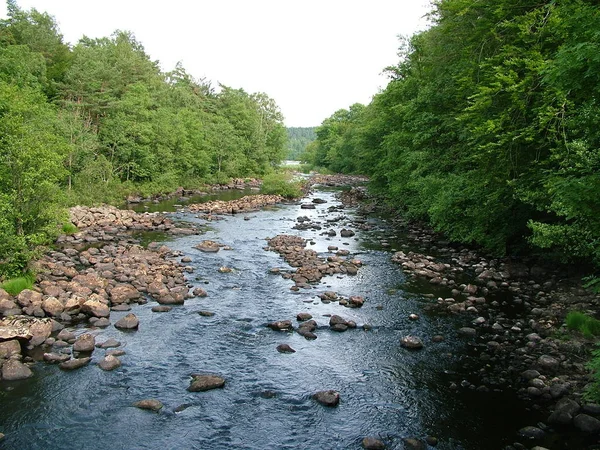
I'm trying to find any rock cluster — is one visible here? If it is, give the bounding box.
[188,195,284,215]
[266,234,361,289]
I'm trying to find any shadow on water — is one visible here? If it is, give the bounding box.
[0,188,588,449]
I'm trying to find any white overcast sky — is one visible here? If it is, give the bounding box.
[1,1,432,126]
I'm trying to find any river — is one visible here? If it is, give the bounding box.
[0,186,543,449]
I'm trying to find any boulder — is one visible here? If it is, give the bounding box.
[81,300,110,318]
[276,344,296,353]
[0,316,52,347]
[98,355,121,371]
[0,340,21,359]
[41,297,64,317]
[114,313,139,330]
[1,359,33,380]
[312,390,340,407]
[133,399,163,412]
[401,336,424,350]
[43,352,71,363]
[96,338,121,349]
[362,437,385,449]
[187,374,226,392]
[109,285,141,304]
[574,414,600,434]
[267,320,293,331]
[296,313,313,321]
[59,357,91,370]
[16,289,42,308]
[73,333,95,352]
[151,306,172,313]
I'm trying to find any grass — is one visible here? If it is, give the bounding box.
[566,311,600,339]
[61,222,79,235]
[1,273,35,295]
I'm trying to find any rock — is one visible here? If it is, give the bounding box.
[93,317,111,328]
[41,297,64,317]
[114,313,139,330]
[547,410,573,426]
[297,328,317,340]
[521,369,541,380]
[111,304,131,312]
[537,355,559,372]
[107,349,126,357]
[98,355,121,371]
[59,357,91,370]
[330,323,348,332]
[195,240,221,252]
[362,437,385,449]
[296,312,313,321]
[574,414,600,433]
[409,314,419,321]
[133,399,163,412]
[1,359,33,380]
[402,438,426,450]
[400,336,424,350]
[109,284,141,304]
[329,315,348,327]
[349,296,365,308]
[197,311,215,317]
[192,287,208,297]
[73,333,95,352]
[0,340,21,359]
[267,320,293,331]
[43,352,71,363]
[16,289,42,308]
[340,229,355,237]
[0,316,52,347]
[458,327,477,337]
[96,338,121,349]
[312,390,340,407]
[151,305,172,313]
[56,329,75,342]
[81,300,110,318]
[276,344,296,353]
[187,374,226,392]
[555,397,580,416]
[518,426,545,439]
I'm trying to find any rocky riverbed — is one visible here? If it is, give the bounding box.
[1,175,599,449]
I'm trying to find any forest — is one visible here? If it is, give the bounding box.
[286,127,315,160]
[0,1,287,277]
[307,0,600,278]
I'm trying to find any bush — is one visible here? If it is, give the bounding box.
[1,273,34,295]
[260,173,304,199]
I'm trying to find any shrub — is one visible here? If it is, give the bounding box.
[61,222,79,235]
[260,173,304,199]
[566,311,600,339]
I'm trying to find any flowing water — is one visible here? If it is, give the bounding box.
[0,188,542,450]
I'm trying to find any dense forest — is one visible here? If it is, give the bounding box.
[286,127,315,160]
[0,1,287,277]
[307,0,600,277]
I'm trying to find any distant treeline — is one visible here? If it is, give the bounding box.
[286,127,316,160]
[0,1,287,276]
[307,0,600,272]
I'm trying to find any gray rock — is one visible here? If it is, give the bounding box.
[151,305,172,312]
[521,369,541,380]
[94,318,111,328]
[312,390,340,407]
[1,359,33,380]
[114,313,139,330]
[96,338,121,349]
[197,311,215,317]
[402,438,426,450]
[574,414,600,433]
[537,355,559,372]
[518,426,545,439]
[98,355,121,371]
[43,352,71,364]
[547,410,573,426]
[331,323,348,332]
[555,397,580,416]
[458,327,476,337]
[133,399,163,412]
[188,374,225,392]
[296,312,313,321]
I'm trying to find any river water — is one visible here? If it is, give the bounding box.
[0,187,539,449]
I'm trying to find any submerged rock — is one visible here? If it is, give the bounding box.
[114,313,139,330]
[59,357,91,371]
[400,336,423,350]
[276,344,296,353]
[98,355,121,371]
[1,359,33,380]
[133,399,163,412]
[73,333,95,353]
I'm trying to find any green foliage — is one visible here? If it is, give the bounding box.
[566,311,600,339]
[583,276,600,294]
[286,127,316,160]
[0,273,34,295]
[260,172,303,199]
[61,222,78,234]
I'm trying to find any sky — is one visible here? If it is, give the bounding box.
[0,0,432,127]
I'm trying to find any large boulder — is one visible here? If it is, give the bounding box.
[1,359,33,380]
[81,300,110,318]
[0,340,21,359]
[114,313,139,330]
[0,316,52,347]
[16,289,42,308]
[312,390,340,407]
[73,333,95,352]
[98,355,121,371]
